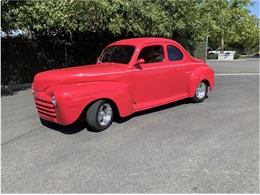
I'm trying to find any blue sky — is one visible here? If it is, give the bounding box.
[248,0,259,18]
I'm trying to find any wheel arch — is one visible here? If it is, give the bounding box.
[80,98,120,120]
[188,67,214,97]
[201,79,210,89]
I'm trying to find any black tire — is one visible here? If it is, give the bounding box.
[192,81,208,103]
[86,100,114,132]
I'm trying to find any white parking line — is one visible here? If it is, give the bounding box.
[215,73,259,76]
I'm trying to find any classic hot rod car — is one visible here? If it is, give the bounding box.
[32,37,214,131]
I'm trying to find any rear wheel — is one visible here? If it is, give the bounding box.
[86,100,114,132]
[192,81,208,103]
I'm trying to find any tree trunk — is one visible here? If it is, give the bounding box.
[220,36,224,52]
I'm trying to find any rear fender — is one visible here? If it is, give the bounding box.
[188,66,214,97]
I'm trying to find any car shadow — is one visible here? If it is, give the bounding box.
[115,98,191,124]
[41,98,192,134]
[40,119,86,134]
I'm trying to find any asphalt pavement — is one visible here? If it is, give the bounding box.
[1,59,259,193]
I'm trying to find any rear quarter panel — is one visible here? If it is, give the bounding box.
[188,63,215,97]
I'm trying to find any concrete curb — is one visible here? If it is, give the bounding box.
[1,83,32,96]
[206,57,259,62]
[206,59,247,62]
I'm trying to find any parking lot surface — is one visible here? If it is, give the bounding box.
[1,59,259,193]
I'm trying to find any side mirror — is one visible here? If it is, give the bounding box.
[136,58,145,64]
[135,58,145,69]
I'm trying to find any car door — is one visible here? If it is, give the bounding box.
[133,44,176,110]
[164,44,189,97]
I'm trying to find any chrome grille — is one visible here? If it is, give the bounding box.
[35,98,56,118]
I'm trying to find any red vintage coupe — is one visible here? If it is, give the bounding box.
[32,37,214,131]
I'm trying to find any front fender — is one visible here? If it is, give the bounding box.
[188,66,215,97]
[47,81,134,125]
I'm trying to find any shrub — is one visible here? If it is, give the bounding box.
[207,53,218,59]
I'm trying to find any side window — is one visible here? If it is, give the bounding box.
[167,45,183,61]
[138,45,164,63]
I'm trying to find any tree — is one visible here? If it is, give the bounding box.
[197,0,259,53]
[1,0,259,53]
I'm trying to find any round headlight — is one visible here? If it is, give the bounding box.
[52,96,56,106]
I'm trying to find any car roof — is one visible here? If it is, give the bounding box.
[108,37,178,47]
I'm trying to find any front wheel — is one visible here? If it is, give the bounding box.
[86,100,114,132]
[192,81,208,103]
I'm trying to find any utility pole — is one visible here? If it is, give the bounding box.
[205,13,210,61]
[220,1,224,52]
[205,26,208,61]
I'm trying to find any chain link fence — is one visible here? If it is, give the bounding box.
[193,41,206,60]
[2,38,107,86]
[2,38,207,87]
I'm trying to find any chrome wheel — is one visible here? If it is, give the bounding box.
[196,82,207,99]
[97,103,113,126]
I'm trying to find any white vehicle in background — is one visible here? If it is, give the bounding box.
[208,49,236,60]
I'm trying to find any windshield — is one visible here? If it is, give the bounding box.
[99,45,135,64]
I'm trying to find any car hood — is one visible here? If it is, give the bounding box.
[33,63,126,92]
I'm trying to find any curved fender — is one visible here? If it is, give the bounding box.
[48,81,134,125]
[188,66,215,97]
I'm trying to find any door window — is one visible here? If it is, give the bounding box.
[138,45,164,63]
[167,45,183,61]
[100,45,135,64]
